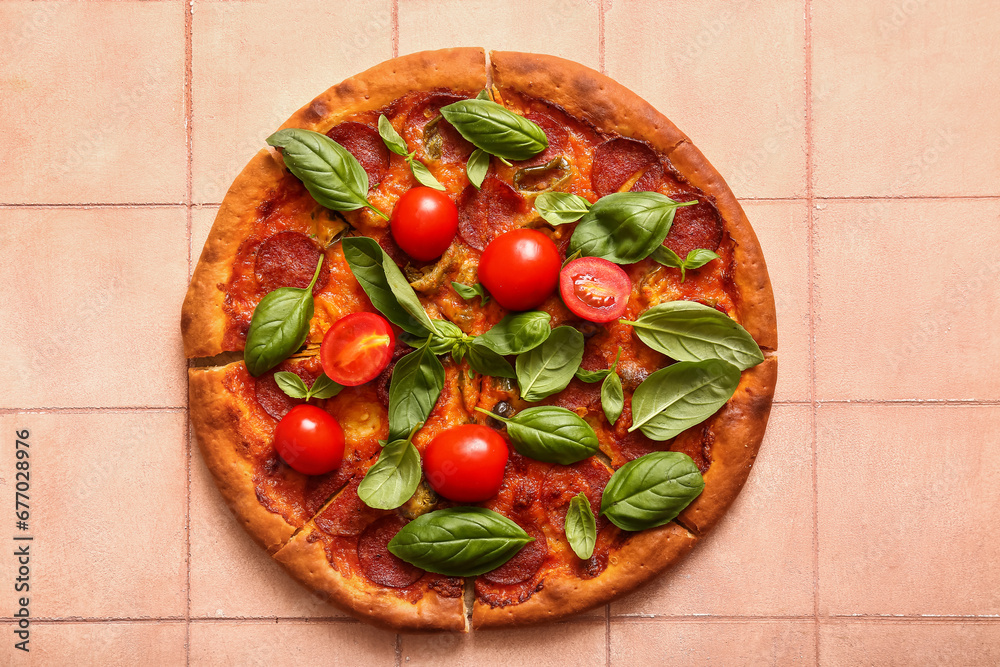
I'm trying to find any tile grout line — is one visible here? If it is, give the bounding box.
[598,0,607,75]
[804,0,820,663]
[184,0,194,663]
[391,0,399,58]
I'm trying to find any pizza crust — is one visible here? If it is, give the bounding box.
[274,526,467,632]
[188,364,299,552]
[472,521,697,628]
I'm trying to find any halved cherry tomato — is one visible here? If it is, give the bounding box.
[559,257,631,323]
[478,229,560,311]
[321,312,395,386]
[273,404,345,475]
[423,424,509,502]
[389,186,459,261]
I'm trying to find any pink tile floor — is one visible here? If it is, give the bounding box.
[1,0,998,664]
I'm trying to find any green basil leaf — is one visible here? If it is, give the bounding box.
[439,99,548,161]
[306,372,343,400]
[266,128,387,220]
[357,438,422,510]
[408,158,446,191]
[534,191,592,226]
[650,246,720,282]
[515,326,584,402]
[388,341,445,441]
[467,340,515,378]
[478,312,552,356]
[387,507,534,577]
[478,405,598,464]
[514,157,572,193]
[244,257,323,376]
[377,114,409,157]
[466,148,490,189]
[575,367,611,383]
[629,359,741,441]
[475,89,491,101]
[342,236,434,336]
[568,192,696,264]
[273,371,309,399]
[602,371,624,424]
[565,493,597,559]
[600,451,705,531]
[451,281,489,306]
[623,301,764,370]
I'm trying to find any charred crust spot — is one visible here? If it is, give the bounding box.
[305,98,328,123]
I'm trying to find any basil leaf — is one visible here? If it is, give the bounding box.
[387,507,533,577]
[244,257,323,376]
[357,438,422,510]
[274,371,309,399]
[515,326,584,402]
[535,191,592,226]
[440,99,548,161]
[478,405,598,464]
[575,367,611,383]
[476,89,491,101]
[408,158,446,191]
[602,371,624,424]
[568,192,697,264]
[629,359,741,440]
[467,340,515,378]
[623,301,764,370]
[377,114,408,157]
[478,311,552,356]
[266,128,387,220]
[650,246,720,282]
[466,148,490,189]
[306,373,343,400]
[565,493,597,559]
[342,236,434,336]
[388,341,445,441]
[600,451,705,531]
[451,281,490,306]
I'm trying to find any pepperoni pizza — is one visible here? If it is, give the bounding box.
[182,48,777,631]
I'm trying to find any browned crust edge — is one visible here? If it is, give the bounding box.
[181,150,285,358]
[677,354,778,534]
[279,47,487,134]
[273,527,467,633]
[489,51,689,159]
[188,364,297,553]
[666,141,778,350]
[472,522,698,628]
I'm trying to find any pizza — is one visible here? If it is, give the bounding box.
[182,48,777,632]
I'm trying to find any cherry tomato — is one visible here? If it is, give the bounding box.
[321,312,395,386]
[389,187,459,261]
[273,404,345,475]
[423,424,509,502]
[478,229,560,311]
[559,257,631,323]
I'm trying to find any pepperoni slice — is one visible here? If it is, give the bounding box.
[480,523,547,585]
[325,121,390,187]
[515,112,569,168]
[540,459,612,532]
[254,361,321,420]
[405,93,475,163]
[313,479,385,537]
[591,137,663,197]
[663,195,724,257]
[457,176,526,251]
[357,515,425,588]
[254,231,329,295]
[375,343,411,409]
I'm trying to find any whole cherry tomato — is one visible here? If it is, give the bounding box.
[389,186,459,261]
[478,229,560,311]
[273,404,345,475]
[423,424,509,502]
[559,256,631,323]
[321,312,395,386]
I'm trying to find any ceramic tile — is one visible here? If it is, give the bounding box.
[820,620,1000,666]
[3,622,185,666]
